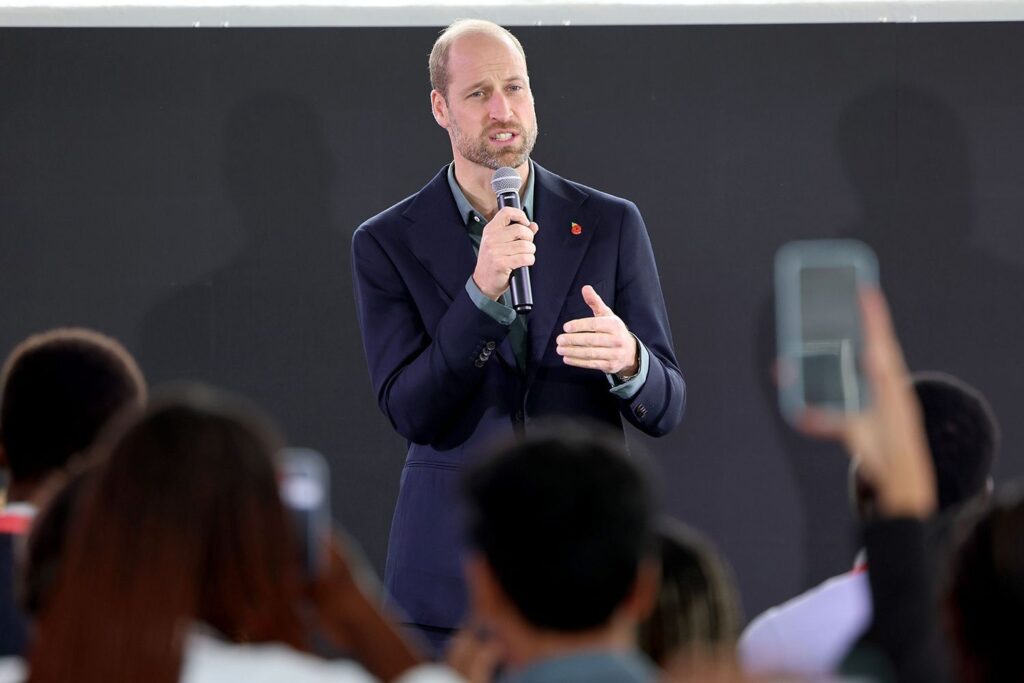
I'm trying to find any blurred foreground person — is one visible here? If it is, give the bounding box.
[794,289,951,683]
[638,519,742,667]
[459,423,661,683]
[0,328,146,656]
[24,387,459,683]
[742,372,998,677]
[947,483,1024,683]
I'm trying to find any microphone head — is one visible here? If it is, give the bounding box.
[490,166,522,196]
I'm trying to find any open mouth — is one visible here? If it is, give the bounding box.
[489,131,519,144]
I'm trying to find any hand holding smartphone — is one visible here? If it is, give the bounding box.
[774,239,879,426]
[279,447,331,579]
[280,449,427,678]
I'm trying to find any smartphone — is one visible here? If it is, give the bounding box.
[774,239,879,425]
[279,447,331,579]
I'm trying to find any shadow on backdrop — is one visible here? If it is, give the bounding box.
[755,83,1024,591]
[137,93,355,498]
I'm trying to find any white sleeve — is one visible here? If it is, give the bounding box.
[393,664,467,683]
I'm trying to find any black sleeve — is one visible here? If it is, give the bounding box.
[849,518,954,683]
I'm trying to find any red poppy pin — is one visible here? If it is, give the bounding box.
[570,222,583,235]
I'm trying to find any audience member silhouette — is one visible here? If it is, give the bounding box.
[460,423,661,683]
[947,483,1024,683]
[638,518,742,667]
[742,371,999,676]
[0,328,145,656]
[25,387,453,683]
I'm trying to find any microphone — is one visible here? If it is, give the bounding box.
[491,166,533,314]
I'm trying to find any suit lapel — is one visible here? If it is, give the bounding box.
[403,168,478,305]
[403,167,520,369]
[526,163,593,383]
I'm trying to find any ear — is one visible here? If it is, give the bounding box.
[621,559,661,622]
[431,89,450,129]
[981,476,995,503]
[464,553,508,624]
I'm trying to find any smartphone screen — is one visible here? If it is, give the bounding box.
[775,240,878,424]
[799,265,861,409]
[279,447,331,579]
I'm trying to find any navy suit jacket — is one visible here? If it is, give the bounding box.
[352,163,685,629]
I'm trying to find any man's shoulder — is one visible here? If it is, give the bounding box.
[534,165,648,239]
[535,164,637,213]
[356,166,451,239]
[505,650,655,683]
[357,193,416,236]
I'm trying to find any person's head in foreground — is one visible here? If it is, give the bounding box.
[849,371,999,521]
[0,327,146,506]
[948,482,1024,683]
[637,518,742,667]
[461,422,660,678]
[27,386,305,683]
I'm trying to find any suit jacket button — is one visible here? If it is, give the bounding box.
[475,359,485,368]
[486,341,497,350]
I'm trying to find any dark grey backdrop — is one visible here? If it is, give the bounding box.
[2,24,1023,619]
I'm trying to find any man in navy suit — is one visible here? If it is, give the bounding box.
[352,19,686,653]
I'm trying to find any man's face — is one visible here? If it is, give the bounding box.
[436,33,538,171]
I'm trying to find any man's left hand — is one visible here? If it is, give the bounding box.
[556,285,638,377]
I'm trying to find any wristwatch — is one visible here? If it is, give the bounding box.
[615,334,642,383]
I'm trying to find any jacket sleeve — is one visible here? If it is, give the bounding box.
[352,225,511,445]
[848,518,953,683]
[613,200,687,436]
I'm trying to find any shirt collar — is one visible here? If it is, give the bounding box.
[500,650,656,683]
[447,160,535,227]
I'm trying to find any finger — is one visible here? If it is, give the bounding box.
[860,288,909,376]
[794,406,846,440]
[495,254,535,272]
[510,224,535,242]
[842,415,876,465]
[494,207,529,227]
[446,629,503,683]
[529,221,539,234]
[556,332,621,348]
[562,316,622,334]
[582,285,613,317]
[495,239,537,255]
[557,345,618,363]
[484,224,534,244]
[560,355,610,372]
[446,630,471,671]
[509,253,535,269]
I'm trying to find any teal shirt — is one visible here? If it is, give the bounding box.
[499,650,657,683]
[447,162,649,398]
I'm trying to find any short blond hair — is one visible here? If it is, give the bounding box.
[429,19,527,99]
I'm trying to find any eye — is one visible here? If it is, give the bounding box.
[468,91,485,99]
[507,84,524,93]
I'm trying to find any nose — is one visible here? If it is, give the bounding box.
[488,91,513,120]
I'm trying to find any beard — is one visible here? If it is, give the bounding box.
[450,117,539,170]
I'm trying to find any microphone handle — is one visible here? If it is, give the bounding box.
[498,191,533,313]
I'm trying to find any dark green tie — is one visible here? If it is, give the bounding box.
[468,213,528,371]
